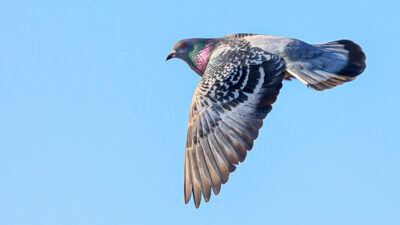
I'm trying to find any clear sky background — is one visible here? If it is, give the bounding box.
[1,0,399,224]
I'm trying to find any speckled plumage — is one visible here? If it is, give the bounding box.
[166,33,366,208]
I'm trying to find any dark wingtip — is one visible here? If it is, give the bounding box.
[194,201,200,209]
[184,190,190,204]
[337,39,366,77]
[193,189,201,209]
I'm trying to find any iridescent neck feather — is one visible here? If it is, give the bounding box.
[187,41,216,76]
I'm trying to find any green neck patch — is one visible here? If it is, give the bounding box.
[186,42,215,75]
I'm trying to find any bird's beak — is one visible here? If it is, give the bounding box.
[166,50,176,61]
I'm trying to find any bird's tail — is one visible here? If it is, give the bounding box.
[286,40,366,91]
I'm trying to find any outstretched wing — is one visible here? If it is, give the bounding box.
[184,46,286,208]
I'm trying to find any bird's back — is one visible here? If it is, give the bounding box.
[220,34,366,90]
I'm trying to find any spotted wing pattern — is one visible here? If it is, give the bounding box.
[184,42,286,208]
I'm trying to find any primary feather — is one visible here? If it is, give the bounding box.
[166,33,366,208]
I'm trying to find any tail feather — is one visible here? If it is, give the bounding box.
[286,39,366,91]
[335,40,366,77]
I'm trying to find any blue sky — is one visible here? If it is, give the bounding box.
[1,0,399,224]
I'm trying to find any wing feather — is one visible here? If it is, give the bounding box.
[184,43,285,208]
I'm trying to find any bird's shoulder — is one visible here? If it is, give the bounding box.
[208,34,256,64]
[222,33,257,39]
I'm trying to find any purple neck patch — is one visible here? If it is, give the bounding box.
[192,43,215,74]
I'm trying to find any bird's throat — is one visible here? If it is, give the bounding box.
[188,42,216,76]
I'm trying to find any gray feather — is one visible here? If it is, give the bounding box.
[184,38,285,207]
[172,33,366,208]
[242,35,366,90]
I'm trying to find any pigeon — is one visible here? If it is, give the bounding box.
[166,33,366,208]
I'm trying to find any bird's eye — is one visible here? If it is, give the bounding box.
[181,44,187,49]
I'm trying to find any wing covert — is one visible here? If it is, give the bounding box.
[184,46,286,208]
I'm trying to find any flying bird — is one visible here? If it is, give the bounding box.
[166,33,366,208]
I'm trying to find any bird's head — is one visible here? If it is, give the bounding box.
[166,38,217,76]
